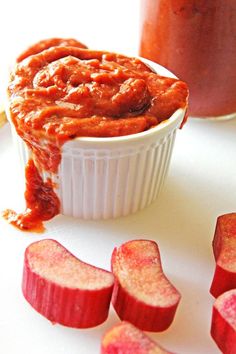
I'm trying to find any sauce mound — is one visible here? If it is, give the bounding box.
[16,37,87,62]
[6,43,188,231]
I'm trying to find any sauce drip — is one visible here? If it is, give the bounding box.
[3,159,60,232]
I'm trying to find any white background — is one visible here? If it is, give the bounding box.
[0,0,140,96]
[0,1,236,353]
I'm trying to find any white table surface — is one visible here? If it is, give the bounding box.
[0,1,235,353]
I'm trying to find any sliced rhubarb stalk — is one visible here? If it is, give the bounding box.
[101,321,174,354]
[111,240,181,332]
[211,289,236,354]
[210,213,236,297]
[22,239,114,328]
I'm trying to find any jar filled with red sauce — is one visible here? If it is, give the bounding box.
[139,0,236,118]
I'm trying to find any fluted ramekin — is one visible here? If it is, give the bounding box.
[10,59,187,220]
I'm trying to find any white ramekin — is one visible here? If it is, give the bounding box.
[10,59,187,220]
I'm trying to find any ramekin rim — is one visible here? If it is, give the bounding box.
[66,107,184,145]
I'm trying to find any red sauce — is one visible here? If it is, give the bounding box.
[16,37,87,62]
[3,159,60,232]
[140,0,236,117]
[6,40,188,231]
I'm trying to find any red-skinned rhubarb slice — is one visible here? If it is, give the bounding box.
[101,321,174,354]
[211,289,236,354]
[22,239,114,328]
[210,213,236,297]
[111,240,181,332]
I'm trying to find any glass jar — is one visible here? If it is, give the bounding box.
[139,0,236,118]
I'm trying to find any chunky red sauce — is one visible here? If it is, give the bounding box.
[16,37,87,62]
[140,0,236,117]
[3,159,60,232]
[6,39,188,231]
